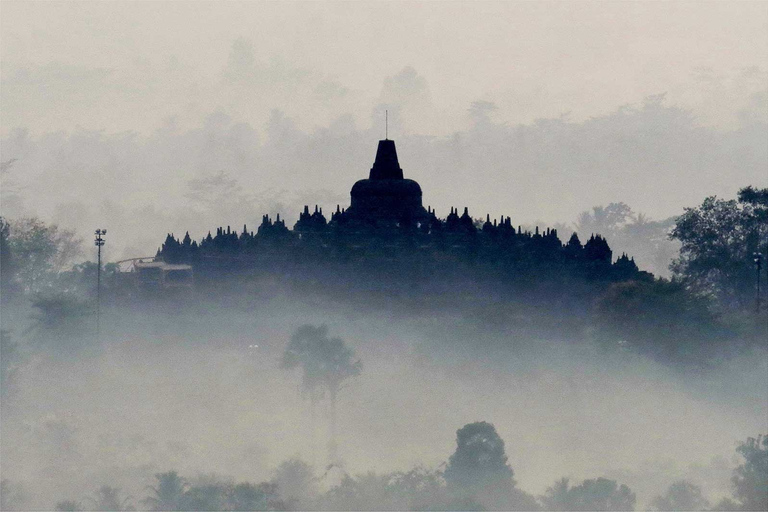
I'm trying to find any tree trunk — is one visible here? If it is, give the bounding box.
[328,385,338,465]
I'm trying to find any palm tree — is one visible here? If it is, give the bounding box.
[141,471,189,511]
[281,324,362,464]
[83,486,134,511]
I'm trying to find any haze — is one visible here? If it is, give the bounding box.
[1,2,767,511]
[2,1,767,261]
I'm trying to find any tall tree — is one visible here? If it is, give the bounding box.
[670,187,768,309]
[443,421,515,492]
[271,458,318,509]
[0,217,14,298]
[84,486,134,511]
[281,324,361,464]
[731,434,768,511]
[141,471,189,511]
[6,217,82,294]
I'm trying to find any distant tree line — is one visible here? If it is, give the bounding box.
[29,427,766,511]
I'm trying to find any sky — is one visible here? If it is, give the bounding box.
[2,1,767,133]
[1,1,767,258]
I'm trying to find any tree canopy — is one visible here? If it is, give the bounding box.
[670,186,768,309]
[444,421,515,492]
[281,324,361,399]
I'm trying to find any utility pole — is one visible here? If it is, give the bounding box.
[755,252,763,313]
[95,229,107,336]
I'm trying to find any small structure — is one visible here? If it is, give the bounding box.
[116,257,193,291]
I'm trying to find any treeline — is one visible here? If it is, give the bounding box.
[14,425,764,511]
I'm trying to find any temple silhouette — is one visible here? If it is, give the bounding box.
[156,139,647,294]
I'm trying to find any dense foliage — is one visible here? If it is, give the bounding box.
[39,429,766,511]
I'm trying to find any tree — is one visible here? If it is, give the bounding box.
[1,479,25,510]
[649,480,709,511]
[175,479,285,511]
[6,217,82,294]
[1,217,15,298]
[540,477,635,511]
[322,467,452,511]
[732,434,768,511]
[141,471,189,511]
[282,324,361,464]
[227,482,283,511]
[540,477,571,511]
[670,187,768,309]
[29,292,92,340]
[592,279,729,365]
[444,421,514,492]
[178,483,228,511]
[271,458,318,509]
[84,485,134,511]
[0,330,22,401]
[576,203,634,241]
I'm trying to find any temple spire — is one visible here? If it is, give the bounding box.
[369,139,403,180]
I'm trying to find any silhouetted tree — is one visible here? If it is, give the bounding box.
[227,482,283,511]
[6,218,82,294]
[540,477,572,511]
[271,458,317,509]
[649,480,709,511]
[732,434,768,511]
[84,485,134,511]
[540,477,635,511]
[141,471,189,511]
[576,203,633,241]
[322,468,452,511]
[54,500,82,511]
[444,421,514,492]
[282,324,361,464]
[593,279,728,365]
[29,292,92,339]
[0,217,15,299]
[0,330,20,400]
[670,187,768,309]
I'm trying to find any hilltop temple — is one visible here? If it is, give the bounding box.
[157,138,645,288]
[344,139,430,224]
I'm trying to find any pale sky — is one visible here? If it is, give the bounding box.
[2,1,767,134]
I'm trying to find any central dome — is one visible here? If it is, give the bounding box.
[346,140,429,223]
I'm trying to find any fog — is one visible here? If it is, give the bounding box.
[1,2,767,510]
[2,292,766,509]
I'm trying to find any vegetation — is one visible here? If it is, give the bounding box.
[670,186,768,310]
[42,428,766,511]
[540,477,636,511]
[650,480,710,511]
[282,324,362,464]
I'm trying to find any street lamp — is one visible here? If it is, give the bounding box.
[95,229,107,336]
[754,252,763,313]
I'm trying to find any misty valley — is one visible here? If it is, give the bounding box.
[1,3,768,509]
[1,173,766,510]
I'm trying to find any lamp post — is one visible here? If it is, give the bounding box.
[95,229,106,336]
[755,252,763,313]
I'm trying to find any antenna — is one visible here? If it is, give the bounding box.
[385,109,388,140]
